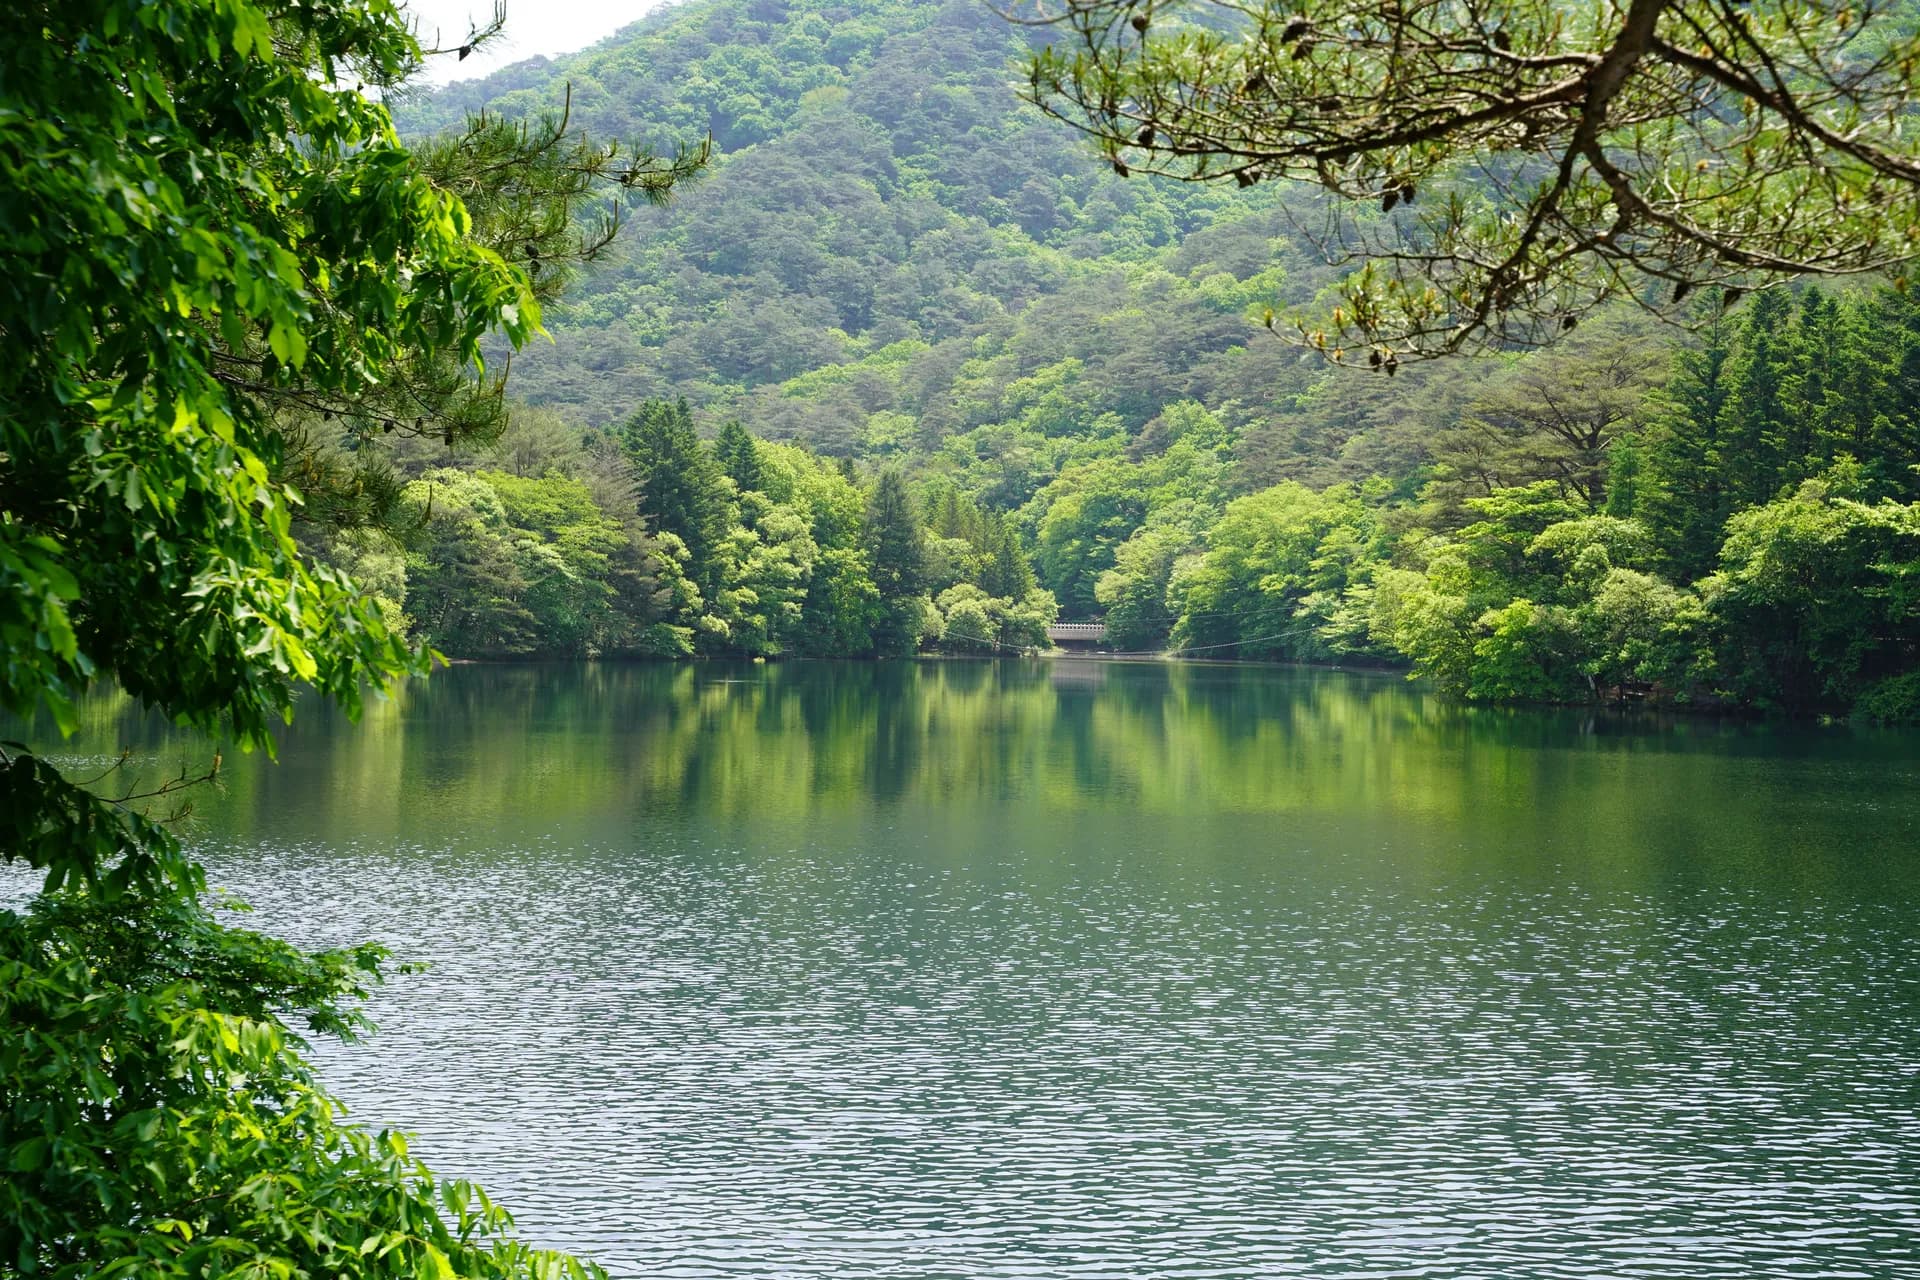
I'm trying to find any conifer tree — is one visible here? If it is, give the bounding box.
[1641,310,1736,580]
[933,487,970,540]
[620,398,732,594]
[981,517,1037,600]
[1604,438,1645,521]
[714,419,765,496]
[865,470,931,655]
[1714,289,1794,510]
[1865,290,1920,495]
[1783,291,1843,484]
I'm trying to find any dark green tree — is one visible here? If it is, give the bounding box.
[981,516,1038,600]
[1708,469,1920,713]
[404,508,541,658]
[931,486,977,541]
[1715,288,1795,510]
[1424,315,1667,516]
[865,469,931,655]
[1641,310,1737,580]
[1861,288,1920,496]
[1605,436,1646,520]
[621,398,733,593]
[1781,290,1843,484]
[715,418,766,495]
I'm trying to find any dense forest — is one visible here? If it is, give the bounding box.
[329,0,1920,721]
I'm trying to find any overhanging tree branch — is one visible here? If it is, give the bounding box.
[1010,0,1920,360]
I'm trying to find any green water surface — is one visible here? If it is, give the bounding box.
[33,660,1920,1278]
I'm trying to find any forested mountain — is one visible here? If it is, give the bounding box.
[368,0,1920,720]
[397,0,1334,456]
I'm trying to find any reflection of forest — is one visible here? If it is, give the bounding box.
[51,662,1920,898]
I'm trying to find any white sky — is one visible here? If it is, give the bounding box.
[405,0,675,84]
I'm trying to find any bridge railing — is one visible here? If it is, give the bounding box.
[1047,622,1109,643]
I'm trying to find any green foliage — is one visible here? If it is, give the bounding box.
[273,82,705,528]
[378,2,1920,721]
[1374,560,1478,694]
[396,468,670,658]
[1575,569,1708,694]
[0,2,611,1276]
[392,0,1296,446]
[1020,402,1232,615]
[390,411,1070,661]
[1170,482,1381,661]
[1638,287,1920,578]
[929,584,1059,654]
[866,470,933,655]
[621,398,735,594]
[791,546,883,656]
[1096,521,1199,652]
[1422,314,1668,517]
[714,419,766,494]
[1706,475,1920,712]
[710,495,819,655]
[401,470,543,658]
[1469,600,1575,703]
[1,0,532,760]
[1,885,601,1280]
[1367,505,1703,702]
[1853,670,1920,725]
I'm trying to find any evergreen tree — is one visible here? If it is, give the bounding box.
[932,486,972,541]
[1810,292,1893,473]
[1604,436,1645,519]
[865,469,931,655]
[1714,289,1794,510]
[1782,290,1843,483]
[714,419,765,495]
[981,516,1037,600]
[1641,308,1736,580]
[620,398,732,594]
[1865,288,1920,497]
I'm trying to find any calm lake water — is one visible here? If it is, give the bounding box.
[29,660,1920,1278]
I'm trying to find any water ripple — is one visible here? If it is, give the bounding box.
[196,836,1920,1280]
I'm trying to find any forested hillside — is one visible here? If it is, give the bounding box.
[367,0,1920,720]
[398,0,1322,443]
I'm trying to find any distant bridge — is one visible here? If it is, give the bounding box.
[1047,622,1109,647]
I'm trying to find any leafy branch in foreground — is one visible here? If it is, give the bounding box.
[1013,0,1920,360]
[1,0,624,1275]
[1,869,607,1280]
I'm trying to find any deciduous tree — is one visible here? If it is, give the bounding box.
[0,2,612,1274]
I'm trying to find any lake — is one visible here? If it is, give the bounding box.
[29,660,1920,1277]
